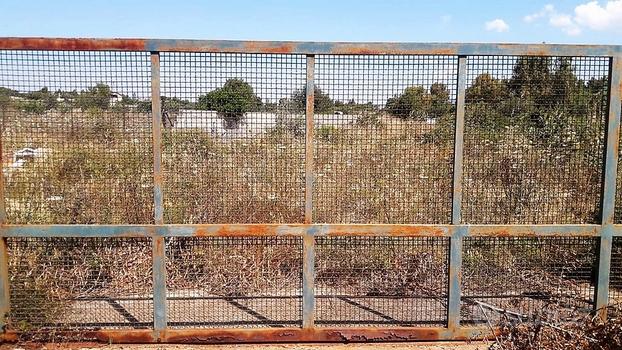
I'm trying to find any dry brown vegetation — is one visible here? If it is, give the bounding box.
[0,105,614,340]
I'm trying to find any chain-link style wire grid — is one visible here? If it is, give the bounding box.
[611,237,622,309]
[314,237,449,327]
[461,237,598,326]
[462,56,609,224]
[312,55,457,224]
[7,238,153,332]
[165,237,302,328]
[0,50,153,224]
[159,53,306,224]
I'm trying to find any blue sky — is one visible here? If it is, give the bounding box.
[0,0,621,44]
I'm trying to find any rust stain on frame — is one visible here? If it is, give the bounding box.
[0,37,147,51]
[0,327,495,343]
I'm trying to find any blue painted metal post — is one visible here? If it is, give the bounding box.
[302,54,315,329]
[151,51,167,336]
[0,113,9,332]
[448,55,467,331]
[596,56,621,321]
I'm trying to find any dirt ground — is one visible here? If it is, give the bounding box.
[0,342,490,350]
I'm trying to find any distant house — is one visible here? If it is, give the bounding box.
[110,91,123,105]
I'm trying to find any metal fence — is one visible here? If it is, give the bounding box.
[0,38,621,343]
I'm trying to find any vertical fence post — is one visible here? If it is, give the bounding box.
[302,54,315,329]
[596,56,621,321]
[0,114,9,332]
[448,55,467,332]
[150,51,167,336]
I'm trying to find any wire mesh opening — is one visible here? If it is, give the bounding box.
[461,237,598,326]
[313,55,457,224]
[165,237,302,328]
[7,238,153,332]
[0,50,153,224]
[463,56,609,224]
[160,53,306,224]
[315,237,449,327]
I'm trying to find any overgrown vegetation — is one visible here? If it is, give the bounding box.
[491,304,622,350]
[1,57,618,334]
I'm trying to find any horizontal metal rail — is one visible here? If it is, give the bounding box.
[0,224,611,237]
[0,327,495,343]
[0,37,621,56]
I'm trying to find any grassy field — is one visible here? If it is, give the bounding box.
[2,106,602,225]
[1,104,611,333]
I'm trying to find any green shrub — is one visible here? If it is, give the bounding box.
[197,78,262,128]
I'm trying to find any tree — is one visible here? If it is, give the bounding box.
[22,87,58,111]
[281,85,335,114]
[465,73,509,104]
[428,83,453,119]
[509,56,554,104]
[464,74,512,136]
[197,78,262,128]
[385,86,429,119]
[77,83,112,110]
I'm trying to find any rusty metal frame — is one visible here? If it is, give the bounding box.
[595,56,622,321]
[0,37,621,343]
[150,51,167,337]
[0,37,621,56]
[303,54,316,329]
[447,55,467,332]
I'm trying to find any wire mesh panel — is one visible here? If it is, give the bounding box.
[313,55,457,224]
[463,56,609,224]
[7,238,153,333]
[160,53,306,224]
[315,237,448,327]
[611,237,622,307]
[461,237,598,326]
[165,237,302,328]
[0,51,153,224]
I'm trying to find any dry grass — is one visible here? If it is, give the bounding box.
[1,108,612,334]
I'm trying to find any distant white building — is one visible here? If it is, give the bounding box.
[110,91,123,105]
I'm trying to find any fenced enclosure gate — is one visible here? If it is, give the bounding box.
[0,38,620,343]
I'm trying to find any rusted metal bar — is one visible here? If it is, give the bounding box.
[152,52,164,225]
[452,56,466,225]
[0,238,8,333]
[1,37,621,56]
[596,56,622,321]
[305,54,315,224]
[0,122,8,332]
[0,326,495,343]
[153,236,167,336]
[302,234,315,329]
[302,54,316,329]
[0,224,607,238]
[151,51,167,335]
[447,55,467,331]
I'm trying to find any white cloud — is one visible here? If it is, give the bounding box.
[524,1,622,36]
[485,19,510,32]
[574,0,622,31]
[524,4,555,23]
[549,13,582,35]
[441,15,452,25]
